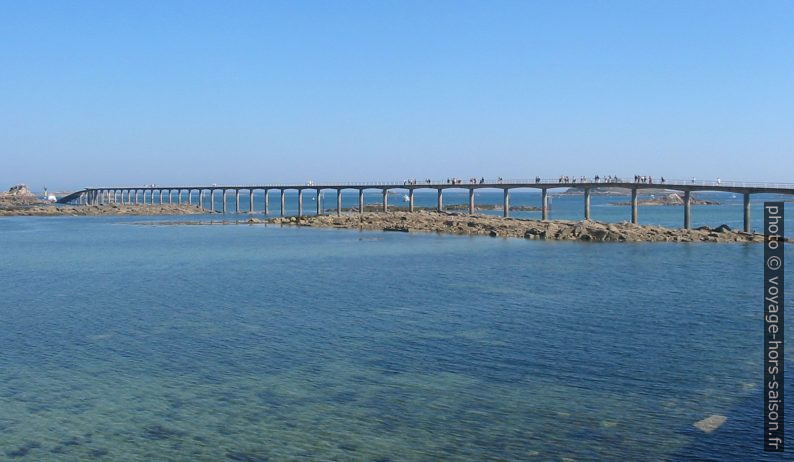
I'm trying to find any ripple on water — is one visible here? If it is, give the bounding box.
[0,218,791,460]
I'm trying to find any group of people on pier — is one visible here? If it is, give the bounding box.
[399,175,671,186]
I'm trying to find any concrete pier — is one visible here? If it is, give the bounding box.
[60,180,794,232]
[584,187,591,220]
[336,189,342,216]
[298,190,303,216]
[683,190,691,229]
[264,190,270,215]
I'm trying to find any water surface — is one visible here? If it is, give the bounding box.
[0,216,791,460]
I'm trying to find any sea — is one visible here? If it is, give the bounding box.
[0,190,792,461]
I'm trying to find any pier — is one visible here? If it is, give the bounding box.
[58,179,794,233]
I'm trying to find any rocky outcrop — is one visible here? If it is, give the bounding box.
[0,204,208,216]
[5,184,35,197]
[0,184,44,206]
[260,211,772,244]
[611,192,719,206]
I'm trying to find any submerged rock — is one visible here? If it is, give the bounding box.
[694,415,727,433]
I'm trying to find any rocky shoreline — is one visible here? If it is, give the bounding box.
[257,210,772,243]
[0,203,207,216]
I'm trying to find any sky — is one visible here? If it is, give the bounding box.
[1,1,792,190]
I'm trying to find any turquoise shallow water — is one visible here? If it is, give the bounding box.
[0,216,791,460]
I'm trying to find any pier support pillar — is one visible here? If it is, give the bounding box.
[188,190,192,206]
[383,189,388,212]
[249,189,254,214]
[235,190,240,213]
[336,189,342,216]
[158,190,163,205]
[264,190,270,215]
[134,190,139,205]
[222,189,228,214]
[541,188,548,220]
[317,190,322,215]
[631,188,638,224]
[298,190,303,216]
[437,189,443,212]
[503,189,510,217]
[584,187,591,220]
[683,190,691,229]
[409,189,415,212]
[359,189,364,214]
[280,190,285,216]
[210,190,216,212]
[199,190,204,209]
[177,190,182,205]
[743,193,751,233]
[469,189,475,214]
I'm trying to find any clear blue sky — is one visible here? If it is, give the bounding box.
[1,1,792,190]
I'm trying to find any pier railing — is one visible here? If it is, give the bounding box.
[82,178,794,189]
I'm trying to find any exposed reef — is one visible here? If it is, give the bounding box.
[255,210,772,243]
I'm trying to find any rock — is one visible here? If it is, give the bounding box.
[714,224,732,233]
[694,415,727,433]
[590,229,608,241]
[5,184,34,197]
[256,211,776,245]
